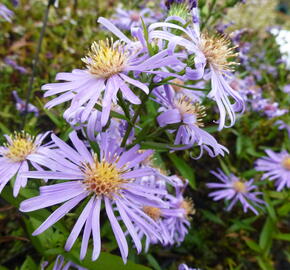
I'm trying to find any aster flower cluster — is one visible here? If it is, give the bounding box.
[3,0,279,267]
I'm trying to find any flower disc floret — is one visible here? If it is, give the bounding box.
[82,39,128,78]
[143,206,162,221]
[233,180,247,193]
[83,156,129,197]
[4,132,36,162]
[282,157,290,170]
[199,33,238,72]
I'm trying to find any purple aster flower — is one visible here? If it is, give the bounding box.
[283,84,290,94]
[12,91,39,116]
[275,120,290,138]
[111,5,160,31]
[149,7,245,130]
[207,169,264,215]
[154,86,228,157]
[0,4,13,22]
[0,131,50,196]
[41,255,86,270]
[179,264,199,270]
[252,98,288,119]
[4,57,28,74]
[20,131,169,263]
[255,150,290,191]
[42,17,180,128]
[10,0,19,7]
[135,174,193,249]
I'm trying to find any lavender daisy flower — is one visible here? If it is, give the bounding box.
[179,264,199,270]
[42,17,180,128]
[207,169,264,215]
[41,255,87,270]
[275,120,290,138]
[149,6,245,130]
[283,84,290,94]
[0,4,13,22]
[136,175,193,248]
[255,150,290,191]
[0,131,50,196]
[111,5,158,31]
[4,57,28,74]
[13,91,39,116]
[252,98,288,119]
[20,131,168,263]
[155,86,228,157]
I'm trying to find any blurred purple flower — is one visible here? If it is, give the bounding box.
[252,98,288,119]
[179,264,199,270]
[283,84,290,94]
[155,86,228,157]
[19,131,170,263]
[42,17,180,128]
[255,150,290,191]
[41,255,86,270]
[207,169,264,214]
[4,57,28,74]
[0,131,50,197]
[275,120,290,138]
[111,5,161,31]
[0,4,13,22]
[12,91,39,116]
[136,175,192,248]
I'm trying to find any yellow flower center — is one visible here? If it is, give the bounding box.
[143,206,162,221]
[180,198,195,218]
[175,97,206,127]
[83,156,129,197]
[233,180,247,193]
[282,157,290,170]
[199,33,238,72]
[4,132,36,162]
[82,38,128,78]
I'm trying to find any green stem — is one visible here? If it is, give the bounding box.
[22,0,52,129]
[121,85,154,148]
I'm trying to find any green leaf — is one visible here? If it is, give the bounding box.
[273,233,290,241]
[259,217,275,254]
[263,192,277,221]
[244,239,262,253]
[256,256,274,270]
[146,254,162,270]
[201,210,225,226]
[168,153,196,189]
[20,256,38,270]
[61,249,151,270]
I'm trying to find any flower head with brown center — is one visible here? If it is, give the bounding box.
[4,132,36,162]
[199,33,238,73]
[82,155,129,198]
[82,38,128,79]
[282,156,290,170]
[233,180,247,193]
[175,96,206,127]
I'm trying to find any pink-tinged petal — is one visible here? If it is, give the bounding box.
[20,185,87,212]
[20,171,83,180]
[65,196,95,251]
[32,192,87,235]
[69,131,93,164]
[157,109,181,127]
[116,199,142,253]
[119,73,149,94]
[97,17,132,44]
[104,197,128,263]
[92,198,102,261]
[13,161,28,197]
[51,134,82,164]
